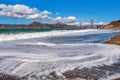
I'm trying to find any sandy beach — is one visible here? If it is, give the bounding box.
[0,29,119,80]
[0,0,120,79]
[105,34,120,80]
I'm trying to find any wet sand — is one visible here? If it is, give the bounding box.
[1,33,120,80]
[115,78,120,80]
[0,73,22,80]
[106,34,120,80]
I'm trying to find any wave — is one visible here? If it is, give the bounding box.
[0,43,120,76]
[0,29,119,42]
[0,29,120,79]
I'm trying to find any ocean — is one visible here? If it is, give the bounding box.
[0,28,79,34]
[0,29,120,80]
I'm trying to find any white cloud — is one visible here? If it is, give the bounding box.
[94,22,107,25]
[51,16,77,24]
[41,10,52,15]
[66,16,76,20]
[0,4,51,20]
[0,4,80,25]
[0,4,7,8]
[82,22,107,25]
[67,22,80,26]
[56,16,62,19]
[26,13,41,19]
[82,22,90,25]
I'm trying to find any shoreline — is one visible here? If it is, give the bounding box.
[105,33,120,80]
[105,34,120,45]
[0,30,120,80]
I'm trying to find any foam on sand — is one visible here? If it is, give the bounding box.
[0,43,120,77]
[0,29,120,79]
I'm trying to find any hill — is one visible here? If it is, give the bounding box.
[0,22,78,29]
[104,20,120,30]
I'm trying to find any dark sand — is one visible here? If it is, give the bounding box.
[115,78,120,80]
[0,73,23,80]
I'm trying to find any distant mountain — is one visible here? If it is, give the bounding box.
[0,22,78,29]
[104,20,120,30]
[28,22,49,28]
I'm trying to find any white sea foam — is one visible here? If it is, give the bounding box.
[0,29,120,79]
[0,29,119,42]
[0,43,120,76]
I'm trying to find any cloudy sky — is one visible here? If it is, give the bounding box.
[0,0,119,25]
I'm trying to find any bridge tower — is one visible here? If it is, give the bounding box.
[80,22,82,29]
[91,19,94,28]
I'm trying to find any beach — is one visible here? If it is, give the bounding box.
[0,29,120,80]
[0,0,120,79]
[106,33,120,80]
[106,34,120,45]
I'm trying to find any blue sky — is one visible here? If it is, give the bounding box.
[0,0,120,25]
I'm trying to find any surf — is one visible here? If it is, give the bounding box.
[0,29,120,80]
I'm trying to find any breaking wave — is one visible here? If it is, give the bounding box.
[0,29,120,79]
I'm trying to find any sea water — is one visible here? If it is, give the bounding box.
[0,29,120,80]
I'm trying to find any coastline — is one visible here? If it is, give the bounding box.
[0,29,120,80]
[105,34,120,45]
[105,32,120,80]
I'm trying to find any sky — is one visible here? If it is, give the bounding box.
[0,0,120,25]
